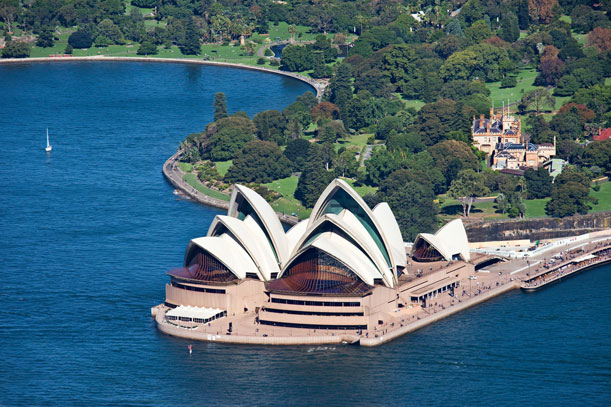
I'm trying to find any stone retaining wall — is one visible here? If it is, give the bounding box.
[465,212,611,242]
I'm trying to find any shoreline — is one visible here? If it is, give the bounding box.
[162,151,299,225]
[0,55,324,98]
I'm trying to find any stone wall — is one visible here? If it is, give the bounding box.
[465,212,611,242]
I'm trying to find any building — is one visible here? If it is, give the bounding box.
[156,179,476,334]
[472,106,556,170]
[594,128,611,141]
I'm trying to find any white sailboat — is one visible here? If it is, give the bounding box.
[45,129,52,152]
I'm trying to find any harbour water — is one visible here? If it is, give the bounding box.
[0,62,609,406]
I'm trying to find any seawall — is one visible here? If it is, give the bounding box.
[360,281,519,346]
[0,55,324,98]
[162,151,299,225]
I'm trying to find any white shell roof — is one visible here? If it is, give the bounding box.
[308,179,397,272]
[207,215,280,280]
[285,211,394,287]
[285,219,309,254]
[190,235,259,280]
[282,232,380,286]
[372,202,407,268]
[412,219,470,262]
[228,184,289,265]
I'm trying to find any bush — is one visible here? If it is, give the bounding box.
[264,48,273,56]
[68,31,93,49]
[1,41,30,58]
[269,59,280,66]
[64,43,73,54]
[95,35,111,48]
[256,57,266,65]
[500,76,517,88]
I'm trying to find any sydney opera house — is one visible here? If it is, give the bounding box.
[154,179,478,337]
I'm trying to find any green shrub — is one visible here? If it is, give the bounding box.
[500,76,517,88]
[257,57,266,65]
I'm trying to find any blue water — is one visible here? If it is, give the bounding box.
[1,62,609,406]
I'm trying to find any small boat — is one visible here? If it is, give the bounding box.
[45,129,53,152]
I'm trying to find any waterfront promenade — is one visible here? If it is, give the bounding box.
[153,231,611,346]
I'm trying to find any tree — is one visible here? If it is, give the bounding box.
[428,140,480,184]
[334,149,359,178]
[582,139,611,175]
[377,170,439,241]
[253,110,287,145]
[448,169,490,217]
[137,41,158,55]
[97,18,124,45]
[554,75,578,96]
[281,44,312,71]
[550,108,583,140]
[1,40,29,58]
[295,145,334,207]
[520,88,555,114]
[225,140,292,183]
[213,92,228,122]
[528,0,558,24]
[501,76,518,88]
[517,0,530,30]
[536,46,565,86]
[181,18,201,55]
[68,31,93,49]
[36,26,55,48]
[412,99,476,145]
[310,102,339,123]
[524,167,553,199]
[499,12,519,43]
[365,148,401,186]
[205,115,256,161]
[545,181,595,217]
[0,0,18,33]
[587,27,611,52]
[283,138,310,171]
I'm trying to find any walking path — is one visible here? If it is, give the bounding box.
[162,151,299,225]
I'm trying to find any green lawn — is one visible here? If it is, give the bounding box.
[265,175,299,197]
[403,99,426,111]
[183,173,231,201]
[269,197,311,219]
[342,178,377,196]
[591,181,611,212]
[178,162,193,172]
[214,160,232,177]
[335,133,370,151]
[487,67,538,108]
[250,22,329,43]
[524,198,549,218]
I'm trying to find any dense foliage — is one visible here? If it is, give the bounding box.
[8,0,609,228]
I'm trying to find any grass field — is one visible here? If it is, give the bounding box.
[265,175,299,197]
[487,67,538,108]
[591,181,611,212]
[335,133,370,151]
[214,160,232,177]
[178,162,193,172]
[250,22,331,43]
[183,173,231,201]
